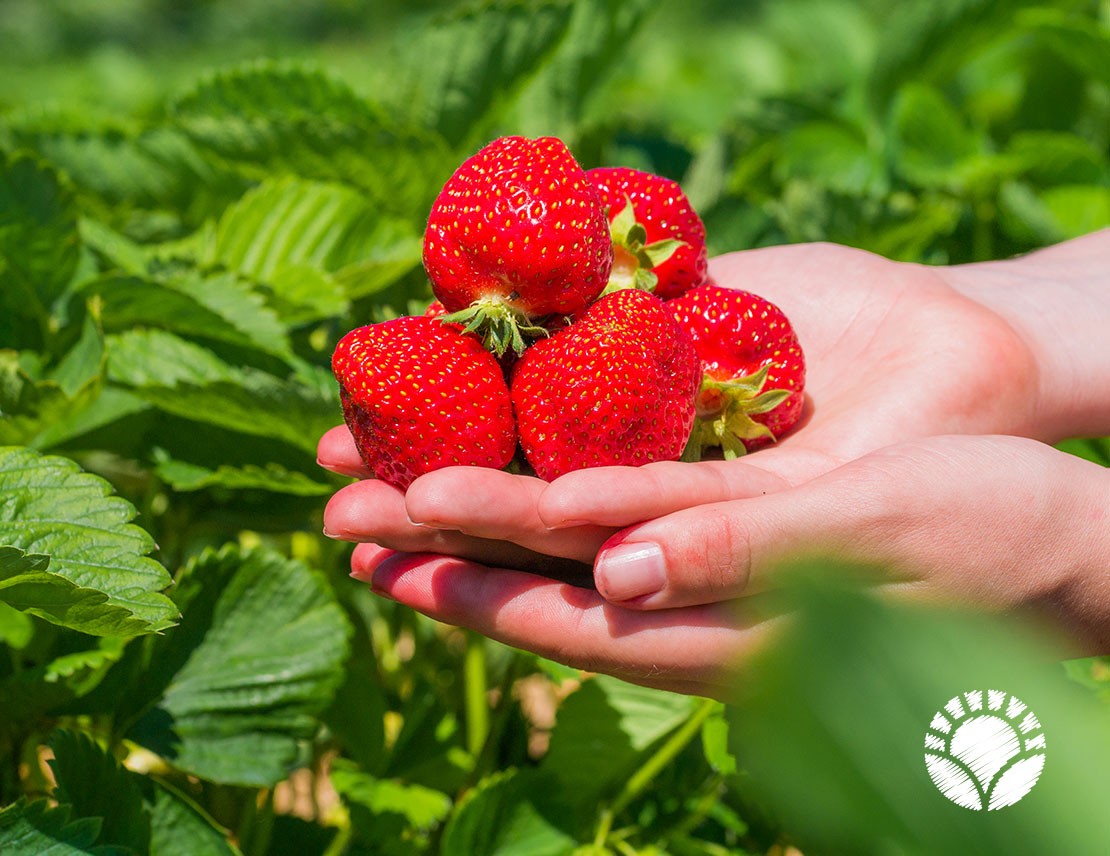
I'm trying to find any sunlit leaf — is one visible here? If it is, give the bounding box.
[0,447,176,634]
[125,545,351,786]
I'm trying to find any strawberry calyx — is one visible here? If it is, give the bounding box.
[440,294,550,357]
[681,365,793,462]
[601,196,685,295]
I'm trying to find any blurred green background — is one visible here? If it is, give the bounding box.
[4,0,1108,264]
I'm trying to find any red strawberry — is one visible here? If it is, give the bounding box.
[423,299,448,318]
[423,136,612,355]
[667,283,805,459]
[511,289,701,481]
[332,316,516,489]
[587,166,708,300]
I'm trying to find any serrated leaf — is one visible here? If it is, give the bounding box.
[388,0,576,146]
[125,545,351,786]
[0,637,126,722]
[49,730,151,856]
[209,177,422,300]
[105,329,336,454]
[0,447,176,633]
[171,61,448,212]
[0,800,108,856]
[81,272,292,360]
[0,152,80,330]
[152,456,332,497]
[332,759,452,832]
[7,119,233,215]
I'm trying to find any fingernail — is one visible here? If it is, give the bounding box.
[596,542,666,602]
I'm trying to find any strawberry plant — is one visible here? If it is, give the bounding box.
[1,1,1108,854]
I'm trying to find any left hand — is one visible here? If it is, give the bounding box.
[331,436,1110,695]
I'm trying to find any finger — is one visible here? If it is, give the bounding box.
[317,424,373,478]
[350,542,397,582]
[538,459,792,530]
[365,551,782,697]
[406,467,612,562]
[326,480,594,583]
[591,458,904,609]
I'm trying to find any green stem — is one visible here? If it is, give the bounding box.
[463,631,489,758]
[594,698,719,847]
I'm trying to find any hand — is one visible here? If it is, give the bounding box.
[351,436,1110,697]
[321,241,1043,565]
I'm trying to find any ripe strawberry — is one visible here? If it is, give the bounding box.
[511,289,701,481]
[667,283,805,459]
[423,136,612,355]
[587,166,708,300]
[332,316,516,489]
[423,299,448,318]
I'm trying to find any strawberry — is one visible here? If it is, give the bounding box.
[667,283,805,459]
[423,299,448,319]
[510,289,701,481]
[423,136,612,355]
[587,166,708,300]
[332,316,516,489]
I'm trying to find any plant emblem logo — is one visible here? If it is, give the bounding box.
[923,689,1046,810]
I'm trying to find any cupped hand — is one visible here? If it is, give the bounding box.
[348,435,1109,695]
[320,242,1040,565]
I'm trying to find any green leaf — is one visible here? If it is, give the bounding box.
[726,570,1110,854]
[0,638,126,723]
[440,768,576,856]
[1022,8,1110,89]
[388,0,576,146]
[328,759,450,834]
[126,545,351,786]
[538,676,697,816]
[171,61,448,213]
[0,152,80,330]
[48,730,151,856]
[868,0,1042,109]
[0,352,72,445]
[7,119,233,215]
[45,729,240,856]
[147,780,240,856]
[777,121,886,196]
[889,84,982,190]
[152,456,333,497]
[518,0,657,136]
[0,800,107,856]
[1038,185,1110,239]
[1056,436,1110,467]
[105,329,336,455]
[82,272,292,360]
[0,447,176,634]
[208,177,422,301]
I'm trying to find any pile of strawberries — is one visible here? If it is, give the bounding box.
[332,136,805,489]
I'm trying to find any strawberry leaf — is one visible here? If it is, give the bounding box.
[0,447,177,635]
[123,545,350,787]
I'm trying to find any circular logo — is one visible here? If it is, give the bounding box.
[924,689,1046,810]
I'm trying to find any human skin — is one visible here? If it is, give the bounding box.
[319,231,1110,697]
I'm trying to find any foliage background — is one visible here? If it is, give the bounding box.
[1,1,1108,854]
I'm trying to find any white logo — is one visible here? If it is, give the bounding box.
[924,689,1046,810]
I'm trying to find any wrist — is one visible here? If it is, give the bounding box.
[938,229,1110,442]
